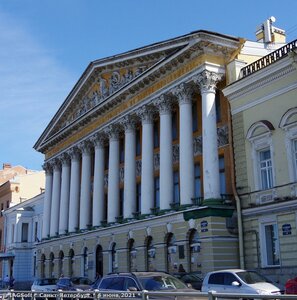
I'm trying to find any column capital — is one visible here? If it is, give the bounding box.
[105,124,121,140]
[67,146,80,160]
[90,132,106,148]
[120,115,137,132]
[192,70,223,93]
[171,83,194,105]
[78,140,92,154]
[136,105,155,124]
[153,94,173,115]
[59,152,71,165]
[42,162,53,173]
[51,158,61,170]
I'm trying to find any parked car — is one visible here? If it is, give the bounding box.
[92,271,197,298]
[285,277,297,294]
[201,269,282,296]
[56,277,92,291]
[174,272,203,290]
[31,278,58,291]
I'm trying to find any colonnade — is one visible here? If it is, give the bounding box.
[42,70,223,239]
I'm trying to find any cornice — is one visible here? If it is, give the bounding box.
[223,55,297,103]
[36,33,239,155]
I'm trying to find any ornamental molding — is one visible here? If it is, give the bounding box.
[223,57,296,103]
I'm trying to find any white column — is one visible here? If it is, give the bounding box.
[172,83,194,205]
[50,159,61,236]
[137,105,155,214]
[42,163,53,239]
[79,141,92,230]
[68,147,81,232]
[193,70,222,199]
[106,125,120,223]
[154,95,173,210]
[91,133,105,227]
[59,153,70,235]
[121,116,136,218]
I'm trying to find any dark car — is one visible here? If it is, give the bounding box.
[174,272,203,290]
[285,277,297,294]
[92,271,197,299]
[56,277,92,291]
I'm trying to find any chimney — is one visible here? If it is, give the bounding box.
[256,16,286,43]
[3,163,12,170]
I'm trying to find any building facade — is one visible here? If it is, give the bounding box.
[0,164,45,280]
[224,37,297,284]
[34,24,285,280]
[2,193,44,289]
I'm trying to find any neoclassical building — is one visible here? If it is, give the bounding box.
[224,34,297,284]
[34,25,284,279]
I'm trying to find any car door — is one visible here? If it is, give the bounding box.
[223,273,242,294]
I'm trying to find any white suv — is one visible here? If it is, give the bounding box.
[201,269,282,296]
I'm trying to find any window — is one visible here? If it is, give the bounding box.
[219,157,226,194]
[136,183,141,212]
[192,102,198,132]
[246,120,275,191]
[173,171,179,204]
[153,121,159,148]
[136,128,141,156]
[279,107,297,182]
[260,217,280,267]
[154,177,160,208]
[172,111,178,141]
[215,90,221,122]
[21,223,29,242]
[259,149,273,189]
[194,164,201,198]
[119,188,124,217]
[104,146,109,170]
[34,221,38,242]
[119,138,124,163]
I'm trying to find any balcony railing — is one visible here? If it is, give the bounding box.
[241,39,297,78]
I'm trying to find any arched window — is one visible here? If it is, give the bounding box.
[189,229,201,272]
[280,107,297,182]
[128,239,137,272]
[69,249,75,277]
[246,120,275,191]
[40,254,46,278]
[166,233,177,273]
[58,251,64,277]
[109,242,117,273]
[83,247,88,277]
[49,252,54,278]
[145,236,155,271]
[95,245,103,278]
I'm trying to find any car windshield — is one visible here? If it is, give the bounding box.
[139,275,187,291]
[36,279,57,285]
[236,271,271,284]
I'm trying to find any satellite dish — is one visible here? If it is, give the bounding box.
[270,16,276,23]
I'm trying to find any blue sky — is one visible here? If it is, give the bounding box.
[1,0,297,171]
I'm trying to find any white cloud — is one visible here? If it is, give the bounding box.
[0,10,76,169]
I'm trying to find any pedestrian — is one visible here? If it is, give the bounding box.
[3,275,9,289]
[9,276,14,290]
[178,264,186,273]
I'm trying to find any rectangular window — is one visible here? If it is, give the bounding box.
[173,171,180,204]
[136,183,141,212]
[119,188,124,217]
[262,223,280,266]
[34,221,38,242]
[194,164,201,198]
[172,111,178,141]
[21,223,29,242]
[219,157,226,194]
[119,139,124,164]
[192,102,198,132]
[215,90,221,122]
[259,149,273,189]
[154,177,160,208]
[153,121,159,149]
[136,129,141,156]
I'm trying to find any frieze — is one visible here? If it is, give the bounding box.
[61,67,148,130]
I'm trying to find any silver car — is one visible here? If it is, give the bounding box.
[31,278,58,291]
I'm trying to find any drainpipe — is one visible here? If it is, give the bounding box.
[227,102,245,269]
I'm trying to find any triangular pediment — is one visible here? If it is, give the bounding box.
[34,30,240,154]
